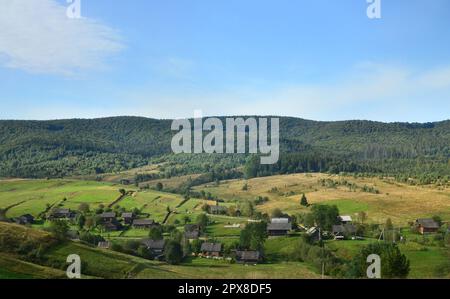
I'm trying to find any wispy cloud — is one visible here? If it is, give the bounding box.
[114,62,450,122]
[0,0,123,75]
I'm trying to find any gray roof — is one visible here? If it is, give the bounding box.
[133,219,155,225]
[142,239,165,250]
[185,230,200,239]
[267,222,292,231]
[236,251,261,261]
[271,218,289,224]
[100,212,116,218]
[53,208,71,214]
[121,212,133,218]
[416,219,440,229]
[18,214,34,220]
[332,224,357,234]
[200,242,222,252]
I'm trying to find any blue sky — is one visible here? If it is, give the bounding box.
[1,0,450,122]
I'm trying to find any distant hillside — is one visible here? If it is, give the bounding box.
[0,116,449,178]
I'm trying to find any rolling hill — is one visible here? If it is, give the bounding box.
[0,116,449,178]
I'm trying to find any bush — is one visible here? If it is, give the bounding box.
[165,240,183,265]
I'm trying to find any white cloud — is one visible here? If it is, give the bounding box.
[0,0,123,75]
[113,63,450,122]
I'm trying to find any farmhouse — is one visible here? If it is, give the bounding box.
[49,208,73,219]
[209,205,228,215]
[102,221,121,232]
[15,214,34,225]
[200,242,222,257]
[185,230,200,240]
[332,224,357,239]
[267,218,292,236]
[415,219,440,234]
[100,212,116,222]
[235,250,262,264]
[142,239,166,255]
[121,212,134,224]
[133,219,157,229]
[338,215,353,224]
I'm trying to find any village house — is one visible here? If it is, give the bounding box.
[102,220,121,232]
[15,214,34,225]
[100,212,116,223]
[235,250,262,264]
[133,219,157,229]
[267,218,292,236]
[121,212,134,224]
[200,242,222,257]
[338,215,353,224]
[142,239,166,255]
[332,224,357,240]
[49,208,74,219]
[184,224,200,240]
[415,219,440,234]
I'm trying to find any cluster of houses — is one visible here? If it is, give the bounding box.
[13,208,161,234]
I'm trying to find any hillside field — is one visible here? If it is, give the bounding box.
[193,173,450,225]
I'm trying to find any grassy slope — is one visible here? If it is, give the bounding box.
[194,173,450,224]
[0,222,319,279]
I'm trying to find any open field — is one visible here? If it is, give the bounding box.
[0,180,127,218]
[194,173,450,225]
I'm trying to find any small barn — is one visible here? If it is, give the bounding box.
[121,212,134,224]
[100,212,116,223]
[133,219,157,229]
[200,242,222,257]
[235,250,262,264]
[415,219,440,234]
[142,239,166,255]
[15,214,35,225]
[267,220,292,236]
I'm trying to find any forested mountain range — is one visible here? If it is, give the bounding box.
[0,116,449,179]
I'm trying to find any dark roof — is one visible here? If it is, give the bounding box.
[100,212,116,218]
[121,212,133,218]
[200,242,222,252]
[332,224,357,234]
[416,219,440,229]
[52,208,71,214]
[133,219,155,225]
[185,230,200,239]
[142,239,165,250]
[102,222,120,230]
[19,214,34,220]
[236,251,261,261]
[267,222,292,231]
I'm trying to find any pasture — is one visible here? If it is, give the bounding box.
[193,173,450,225]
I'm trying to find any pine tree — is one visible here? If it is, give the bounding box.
[300,193,309,207]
